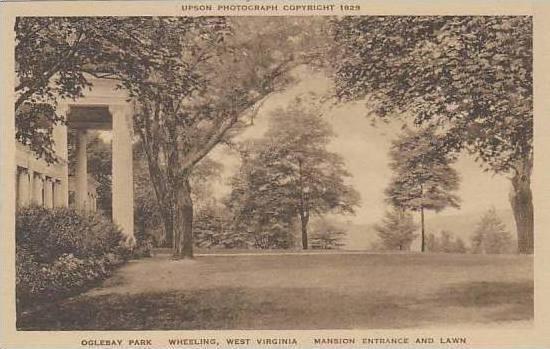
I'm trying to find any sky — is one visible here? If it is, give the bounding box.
[208,66,512,229]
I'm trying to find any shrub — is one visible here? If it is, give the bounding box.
[16,206,124,263]
[131,236,154,258]
[16,206,131,309]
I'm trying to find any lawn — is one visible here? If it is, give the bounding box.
[17,252,533,330]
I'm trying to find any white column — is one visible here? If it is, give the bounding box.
[28,170,34,204]
[74,130,88,210]
[17,168,30,207]
[44,177,54,208]
[53,179,63,207]
[110,105,135,245]
[56,104,70,207]
[32,172,44,206]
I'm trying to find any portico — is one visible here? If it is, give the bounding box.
[66,103,135,243]
[15,77,136,245]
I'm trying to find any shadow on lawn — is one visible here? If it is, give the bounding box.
[17,287,414,330]
[434,281,533,307]
[17,281,533,330]
[430,280,534,322]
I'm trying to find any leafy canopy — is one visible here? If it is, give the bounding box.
[333,16,532,175]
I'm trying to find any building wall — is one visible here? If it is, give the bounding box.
[15,122,68,209]
[15,123,101,212]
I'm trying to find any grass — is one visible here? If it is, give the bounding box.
[17,252,533,330]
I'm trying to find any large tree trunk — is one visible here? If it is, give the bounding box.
[173,176,194,259]
[300,212,309,250]
[509,158,534,254]
[158,205,174,248]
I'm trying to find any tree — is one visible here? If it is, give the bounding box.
[228,100,360,249]
[309,219,347,250]
[332,16,533,253]
[471,208,514,254]
[385,126,461,252]
[374,208,418,251]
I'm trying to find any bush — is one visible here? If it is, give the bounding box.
[16,206,124,263]
[131,236,154,258]
[16,206,131,309]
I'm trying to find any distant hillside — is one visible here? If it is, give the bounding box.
[342,209,516,251]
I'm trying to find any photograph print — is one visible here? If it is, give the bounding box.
[13,15,533,330]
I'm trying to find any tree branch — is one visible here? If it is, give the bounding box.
[182,93,272,170]
[15,30,85,110]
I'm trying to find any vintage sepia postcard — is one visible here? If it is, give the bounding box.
[1,1,550,348]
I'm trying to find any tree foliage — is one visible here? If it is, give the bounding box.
[333,16,531,172]
[16,17,96,162]
[226,147,298,250]
[193,201,246,249]
[332,16,532,253]
[374,209,418,251]
[386,127,461,212]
